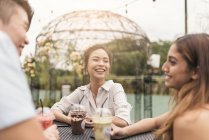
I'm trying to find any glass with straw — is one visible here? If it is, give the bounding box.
[69,103,86,134]
[68,95,86,135]
[36,99,55,130]
[92,107,113,140]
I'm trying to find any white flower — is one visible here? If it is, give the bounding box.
[69,51,84,78]
[23,55,37,78]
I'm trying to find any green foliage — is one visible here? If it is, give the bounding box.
[106,38,150,76]
[25,38,173,91]
[149,40,171,68]
[24,39,171,89]
[23,39,171,106]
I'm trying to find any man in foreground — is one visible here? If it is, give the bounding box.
[0,0,59,139]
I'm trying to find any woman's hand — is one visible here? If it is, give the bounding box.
[110,124,127,139]
[85,117,94,127]
[43,125,60,140]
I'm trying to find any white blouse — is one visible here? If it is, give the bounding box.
[51,80,132,124]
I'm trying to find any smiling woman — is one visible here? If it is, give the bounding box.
[51,44,132,128]
[84,45,111,83]
[110,33,209,140]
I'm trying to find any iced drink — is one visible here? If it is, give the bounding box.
[70,110,86,134]
[38,115,53,129]
[93,108,113,140]
[37,107,55,130]
[69,104,86,135]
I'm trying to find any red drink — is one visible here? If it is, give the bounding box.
[37,107,55,130]
[38,116,53,129]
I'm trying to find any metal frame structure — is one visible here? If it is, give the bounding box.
[34,10,152,119]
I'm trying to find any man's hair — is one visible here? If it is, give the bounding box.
[0,0,33,28]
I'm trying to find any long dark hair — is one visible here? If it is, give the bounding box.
[155,33,209,140]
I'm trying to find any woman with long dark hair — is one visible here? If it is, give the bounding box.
[111,33,209,140]
[52,44,131,127]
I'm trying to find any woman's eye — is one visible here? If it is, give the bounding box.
[104,60,109,63]
[92,59,98,62]
[169,60,176,65]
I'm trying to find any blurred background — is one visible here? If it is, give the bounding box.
[22,0,209,123]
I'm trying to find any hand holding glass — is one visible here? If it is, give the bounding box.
[69,104,86,135]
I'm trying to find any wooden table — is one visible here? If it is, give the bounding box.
[54,121,155,140]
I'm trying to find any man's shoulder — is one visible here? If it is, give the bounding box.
[0,31,11,43]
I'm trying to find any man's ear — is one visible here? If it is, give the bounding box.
[191,67,199,80]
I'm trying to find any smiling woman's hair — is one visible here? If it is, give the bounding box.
[156,33,209,140]
[0,0,33,28]
[83,44,112,72]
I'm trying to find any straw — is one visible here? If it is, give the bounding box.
[100,97,108,117]
[79,95,85,104]
[78,95,85,112]
[39,99,43,116]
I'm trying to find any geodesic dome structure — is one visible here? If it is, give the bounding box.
[35,10,150,70]
[32,10,153,116]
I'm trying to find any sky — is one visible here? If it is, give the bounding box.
[22,0,209,60]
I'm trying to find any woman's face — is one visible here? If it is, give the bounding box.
[87,49,110,81]
[162,44,195,90]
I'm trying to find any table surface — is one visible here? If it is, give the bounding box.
[54,121,155,140]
